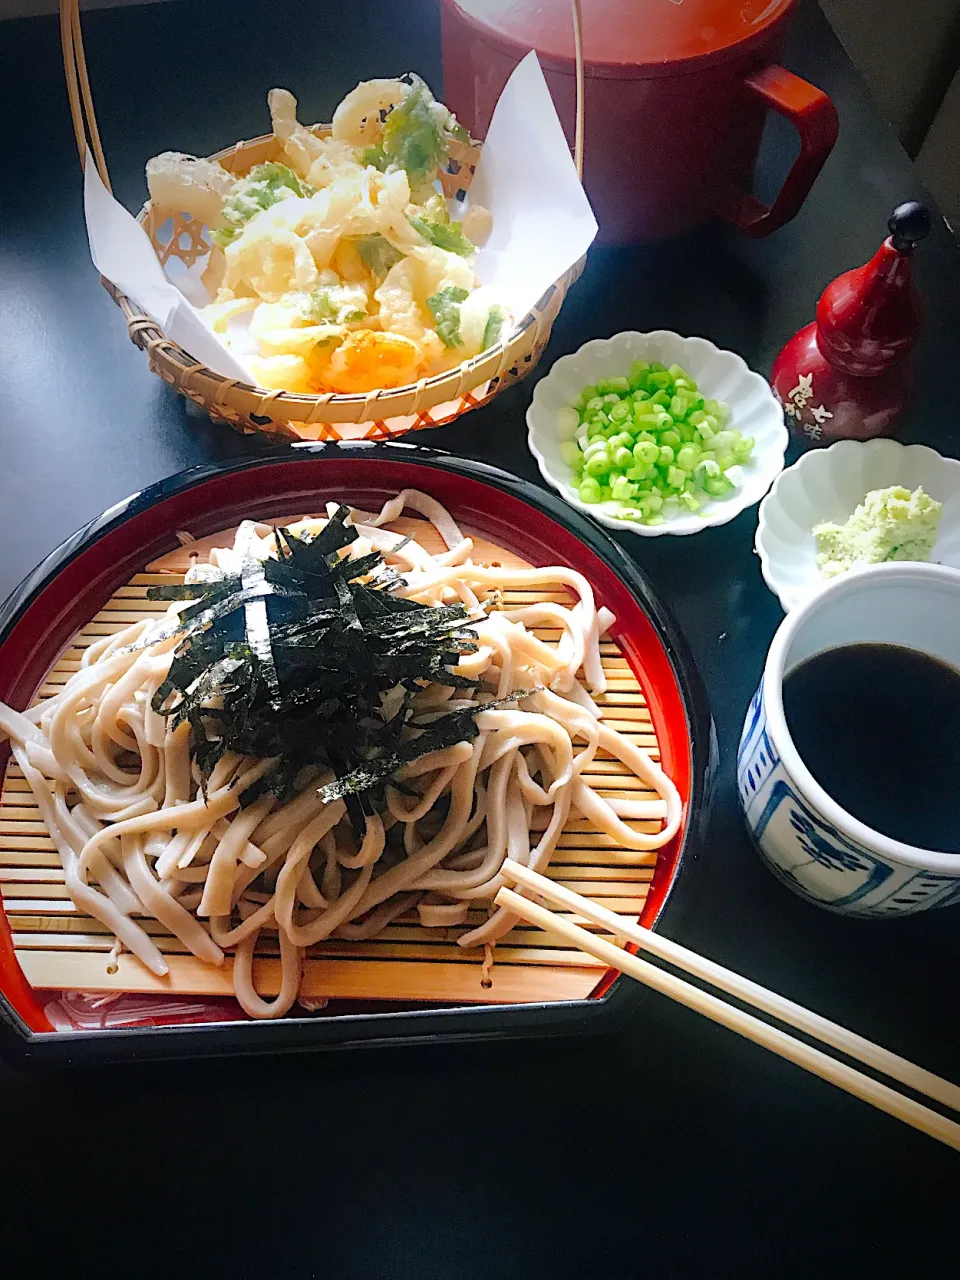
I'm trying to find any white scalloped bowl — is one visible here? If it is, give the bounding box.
[527,331,788,537]
[756,438,960,612]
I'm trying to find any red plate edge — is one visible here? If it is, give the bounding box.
[0,456,692,1033]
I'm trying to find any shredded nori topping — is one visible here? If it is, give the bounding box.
[317,691,532,805]
[145,509,485,823]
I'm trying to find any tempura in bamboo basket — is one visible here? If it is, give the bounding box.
[66,0,596,439]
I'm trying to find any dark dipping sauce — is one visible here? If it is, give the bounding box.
[782,643,960,853]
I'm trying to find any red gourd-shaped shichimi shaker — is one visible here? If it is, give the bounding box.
[771,201,931,446]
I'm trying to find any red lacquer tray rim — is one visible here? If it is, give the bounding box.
[0,443,714,1057]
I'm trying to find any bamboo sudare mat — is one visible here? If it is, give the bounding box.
[0,516,666,1007]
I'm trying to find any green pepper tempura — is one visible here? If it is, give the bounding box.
[560,361,754,524]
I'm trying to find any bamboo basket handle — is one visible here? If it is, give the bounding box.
[571,0,585,179]
[60,0,110,190]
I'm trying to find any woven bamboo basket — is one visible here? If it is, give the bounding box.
[59,0,587,442]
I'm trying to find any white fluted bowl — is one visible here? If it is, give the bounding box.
[756,438,960,612]
[527,330,788,537]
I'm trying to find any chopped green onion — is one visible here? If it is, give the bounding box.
[560,358,743,523]
[676,444,700,472]
[704,474,734,497]
[633,440,660,468]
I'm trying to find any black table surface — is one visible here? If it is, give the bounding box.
[1,0,958,1273]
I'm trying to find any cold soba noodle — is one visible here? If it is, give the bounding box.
[0,492,681,1017]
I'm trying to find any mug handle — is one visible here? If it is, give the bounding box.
[717,65,840,238]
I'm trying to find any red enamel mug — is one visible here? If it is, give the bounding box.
[441,0,840,245]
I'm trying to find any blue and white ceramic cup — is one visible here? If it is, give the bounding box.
[738,563,960,917]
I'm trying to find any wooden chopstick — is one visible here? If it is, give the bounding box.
[494,865,960,1152]
[499,859,960,1113]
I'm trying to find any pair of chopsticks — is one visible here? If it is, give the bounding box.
[494,860,960,1152]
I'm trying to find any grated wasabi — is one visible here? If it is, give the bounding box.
[813,484,942,579]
